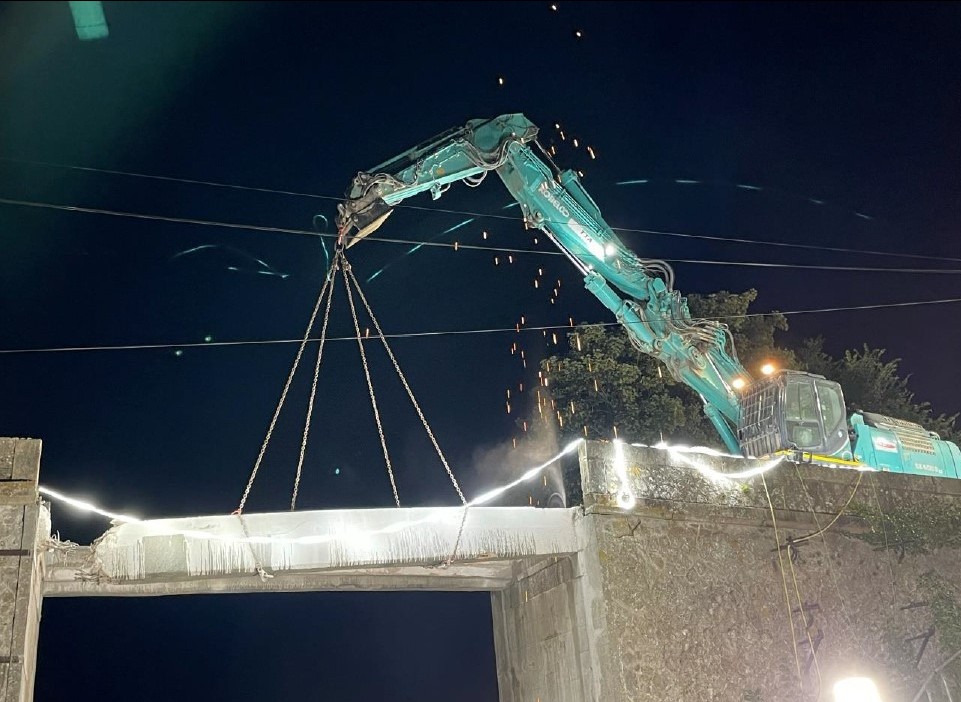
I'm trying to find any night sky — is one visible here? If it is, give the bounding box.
[1,2,960,699]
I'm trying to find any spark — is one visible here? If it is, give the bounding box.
[573,138,579,147]
[616,179,649,185]
[735,183,762,191]
[550,3,557,10]
[171,244,289,279]
[587,146,596,159]
[366,218,474,282]
[675,179,699,184]
[498,77,504,85]
[574,29,582,37]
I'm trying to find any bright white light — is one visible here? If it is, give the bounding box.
[760,362,776,376]
[39,486,141,523]
[604,243,617,257]
[40,440,587,546]
[667,448,785,482]
[471,438,583,506]
[732,377,747,390]
[612,439,636,509]
[833,677,881,702]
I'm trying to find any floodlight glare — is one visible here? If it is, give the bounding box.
[833,677,881,702]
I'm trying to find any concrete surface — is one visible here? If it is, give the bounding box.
[43,506,580,595]
[0,440,48,702]
[7,437,961,701]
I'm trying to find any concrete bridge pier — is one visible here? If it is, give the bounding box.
[0,440,48,702]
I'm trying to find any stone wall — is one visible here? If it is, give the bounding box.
[578,440,961,702]
[0,439,49,702]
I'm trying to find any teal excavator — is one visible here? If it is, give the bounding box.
[336,114,961,480]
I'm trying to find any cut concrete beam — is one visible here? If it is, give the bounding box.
[43,506,579,596]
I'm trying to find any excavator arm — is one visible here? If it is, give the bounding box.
[337,113,750,453]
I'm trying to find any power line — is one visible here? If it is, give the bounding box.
[2,156,959,264]
[2,297,960,356]
[2,196,961,275]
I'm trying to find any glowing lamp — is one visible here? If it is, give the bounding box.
[732,377,747,390]
[760,362,776,376]
[833,677,881,702]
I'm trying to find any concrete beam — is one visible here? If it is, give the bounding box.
[43,506,579,596]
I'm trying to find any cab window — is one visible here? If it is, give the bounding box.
[784,379,822,449]
[816,381,846,438]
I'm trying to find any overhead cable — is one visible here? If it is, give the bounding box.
[2,297,960,356]
[2,196,961,275]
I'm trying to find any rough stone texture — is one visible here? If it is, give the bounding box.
[491,556,592,701]
[576,440,961,702]
[0,438,47,702]
[30,437,961,701]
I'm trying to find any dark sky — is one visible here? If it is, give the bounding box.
[1,2,960,699]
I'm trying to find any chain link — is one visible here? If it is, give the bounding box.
[291,257,339,510]
[236,264,334,514]
[346,265,467,505]
[341,261,401,507]
[445,506,470,567]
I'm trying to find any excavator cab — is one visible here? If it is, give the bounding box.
[737,370,852,459]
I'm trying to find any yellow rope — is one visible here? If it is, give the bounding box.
[760,473,805,694]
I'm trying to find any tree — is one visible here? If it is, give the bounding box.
[539,289,959,447]
[796,337,959,443]
[540,290,791,445]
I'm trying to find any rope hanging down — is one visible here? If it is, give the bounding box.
[341,256,402,507]
[234,245,469,551]
[343,263,471,566]
[291,257,339,510]
[236,259,338,514]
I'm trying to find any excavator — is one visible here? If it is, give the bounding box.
[335,113,961,480]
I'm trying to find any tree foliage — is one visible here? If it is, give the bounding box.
[796,337,959,443]
[539,289,958,446]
